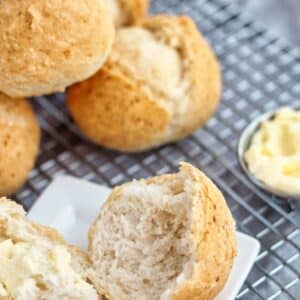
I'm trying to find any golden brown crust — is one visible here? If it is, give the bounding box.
[88,163,237,300]
[0,94,40,196]
[67,65,171,152]
[0,0,114,97]
[170,163,236,300]
[120,0,149,26]
[67,15,221,152]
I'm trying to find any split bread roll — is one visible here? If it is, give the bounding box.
[0,0,115,97]
[67,15,222,152]
[0,197,99,300]
[103,0,148,27]
[0,94,40,196]
[88,163,237,300]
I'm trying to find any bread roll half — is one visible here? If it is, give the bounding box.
[67,15,221,152]
[0,93,40,196]
[0,198,99,300]
[0,0,114,97]
[103,0,148,27]
[88,163,237,300]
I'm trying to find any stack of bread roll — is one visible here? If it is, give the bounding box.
[0,0,115,196]
[0,0,221,196]
[0,2,233,299]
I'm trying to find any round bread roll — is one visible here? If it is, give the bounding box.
[88,163,237,300]
[0,93,40,196]
[0,0,115,97]
[103,0,148,27]
[67,15,221,152]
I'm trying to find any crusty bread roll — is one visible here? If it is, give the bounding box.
[88,163,237,300]
[0,0,115,98]
[0,94,40,196]
[67,15,221,152]
[103,0,148,27]
[0,197,99,299]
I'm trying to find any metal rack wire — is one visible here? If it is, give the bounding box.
[14,0,300,299]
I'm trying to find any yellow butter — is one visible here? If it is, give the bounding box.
[245,107,300,195]
[0,239,97,300]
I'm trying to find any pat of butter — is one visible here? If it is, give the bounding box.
[0,282,8,297]
[0,239,97,300]
[245,107,300,195]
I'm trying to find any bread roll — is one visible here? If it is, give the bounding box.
[0,0,115,97]
[0,197,99,299]
[88,162,237,300]
[0,94,40,196]
[67,15,221,152]
[103,0,148,27]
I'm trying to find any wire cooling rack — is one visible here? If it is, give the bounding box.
[13,0,300,299]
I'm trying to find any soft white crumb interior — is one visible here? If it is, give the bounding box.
[111,27,190,110]
[91,172,194,300]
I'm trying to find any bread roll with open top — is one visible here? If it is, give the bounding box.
[67,15,221,152]
[88,163,236,300]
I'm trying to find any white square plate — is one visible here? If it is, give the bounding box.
[28,175,260,300]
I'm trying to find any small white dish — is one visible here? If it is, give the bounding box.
[28,175,260,300]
